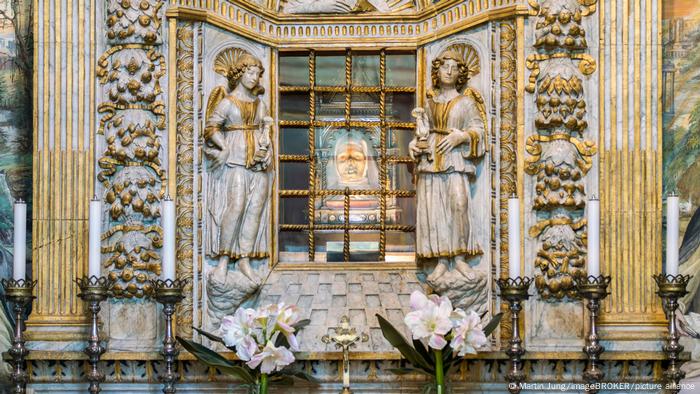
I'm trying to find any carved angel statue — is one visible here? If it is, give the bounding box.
[204,49,273,286]
[409,45,488,286]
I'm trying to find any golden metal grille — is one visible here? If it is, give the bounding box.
[278,49,417,263]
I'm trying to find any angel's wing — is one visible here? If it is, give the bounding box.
[206,86,227,121]
[463,87,489,152]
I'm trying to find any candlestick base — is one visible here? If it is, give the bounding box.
[496,277,532,394]
[151,279,187,394]
[653,274,691,394]
[575,275,611,394]
[2,279,36,394]
[76,276,112,394]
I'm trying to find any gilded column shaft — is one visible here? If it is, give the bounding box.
[30,0,95,327]
[599,0,664,326]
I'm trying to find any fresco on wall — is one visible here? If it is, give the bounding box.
[663,0,700,379]
[663,1,700,223]
[0,0,32,275]
[0,0,32,383]
[664,3,700,276]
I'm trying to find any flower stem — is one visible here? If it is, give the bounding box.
[434,349,444,394]
[259,373,269,394]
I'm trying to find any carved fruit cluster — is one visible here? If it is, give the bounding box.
[534,74,587,134]
[106,0,163,44]
[533,221,587,299]
[104,228,161,298]
[534,6,587,51]
[97,0,167,299]
[527,0,598,300]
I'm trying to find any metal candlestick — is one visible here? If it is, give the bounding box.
[322,315,369,394]
[151,279,187,394]
[575,275,611,393]
[496,277,532,394]
[75,276,112,394]
[1,279,36,394]
[653,274,691,394]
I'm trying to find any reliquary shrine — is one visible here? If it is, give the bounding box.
[19,0,675,392]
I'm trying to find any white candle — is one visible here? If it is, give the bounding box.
[587,197,600,277]
[88,197,102,278]
[666,194,680,276]
[13,200,26,281]
[162,197,176,281]
[508,195,520,279]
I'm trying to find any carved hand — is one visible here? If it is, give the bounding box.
[204,145,229,170]
[436,129,468,155]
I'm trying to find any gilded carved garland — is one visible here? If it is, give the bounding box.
[526,0,597,300]
[499,20,517,342]
[175,22,195,339]
[98,0,167,298]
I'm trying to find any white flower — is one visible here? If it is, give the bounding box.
[246,334,296,374]
[450,309,488,356]
[404,290,453,350]
[236,335,258,362]
[275,304,301,351]
[256,303,283,340]
[220,308,257,349]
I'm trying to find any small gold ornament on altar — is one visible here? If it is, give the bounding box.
[322,316,369,394]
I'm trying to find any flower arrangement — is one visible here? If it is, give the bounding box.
[376,290,502,393]
[177,302,315,394]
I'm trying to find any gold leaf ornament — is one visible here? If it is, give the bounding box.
[213,47,251,78]
[442,43,481,79]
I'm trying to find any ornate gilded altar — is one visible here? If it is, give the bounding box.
[25,0,670,391]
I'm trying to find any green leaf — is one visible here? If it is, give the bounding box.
[216,365,258,385]
[483,312,503,337]
[274,319,311,348]
[293,319,311,330]
[277,369,319,384]
[274,333,290,348]
[413,339,433,363]
[442,347,457,372]
[443,350,461,375]
[193,326,225,345]
[176,336,257,384]
[375,314,434,373]
[269,375,294,385]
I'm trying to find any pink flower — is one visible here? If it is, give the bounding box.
[246,334,296,374]
[450,309,488,356]
[404,290,454,350]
